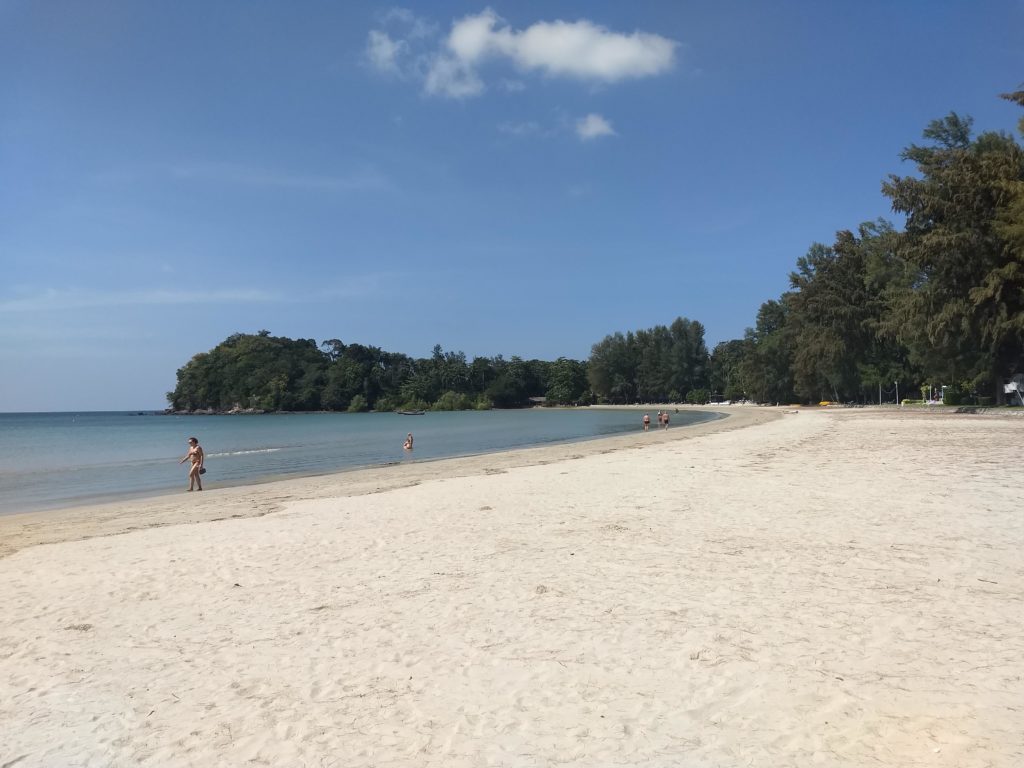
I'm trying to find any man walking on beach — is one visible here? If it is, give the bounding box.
[643,413,651,431]
[179,436,204,492]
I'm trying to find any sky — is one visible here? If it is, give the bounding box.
[1,1,1022,411]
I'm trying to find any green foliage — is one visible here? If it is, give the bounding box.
[432,391,472,411]
[997,89,1024,251]
[782,221,924,403]
[545,358,589,405]
[373,395,398,412]
[398,398,430,412]
[167,333,326,412]
[716,95,1024,405]
[168,334,566,413]
[686,388,710,405]
[736,299,796,404]
[587,318,709,404]
[882,109,1024,396]
[942,385,980,406]
[710,339,750,401]
[484,356,542,408]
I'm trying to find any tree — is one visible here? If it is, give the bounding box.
[882,110,1024,397]
[545,358,589,405]
[710,339,751,401]
[785,224,907,402]
[485,356,538,408]
[738,299,796,404]
[587,318,709,403]
[588,332,634,403]
[667,318,709,397]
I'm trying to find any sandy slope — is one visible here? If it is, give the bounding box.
[1,408,1021,767]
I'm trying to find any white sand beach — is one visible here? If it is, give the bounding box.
[1,407,1022,767]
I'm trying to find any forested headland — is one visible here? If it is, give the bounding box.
[168,91,1024,412]
[167,333,593,412]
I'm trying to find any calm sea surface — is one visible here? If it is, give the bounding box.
[0,409,720,515]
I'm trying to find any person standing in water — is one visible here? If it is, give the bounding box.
[403,433,414,450]
[179,436,204,491]
[642,413,651,431]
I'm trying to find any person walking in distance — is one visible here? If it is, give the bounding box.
[179,436,204,492]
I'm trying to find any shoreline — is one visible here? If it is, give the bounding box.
[2,407,1022,765]
[0,405,773,560]
[0,405,724,520]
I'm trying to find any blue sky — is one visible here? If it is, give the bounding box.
[2,1,1022,411]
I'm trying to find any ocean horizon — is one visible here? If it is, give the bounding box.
[0,408,720,515]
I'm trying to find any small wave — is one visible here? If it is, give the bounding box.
[209,448,285,457]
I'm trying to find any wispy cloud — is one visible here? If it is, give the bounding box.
[423,55,483,98]
[365,8,438,81]
[380,7,438,40]
[576,113,616,140]
[167,163,388,192]
[0,288,279,313]
[366,30,408,76]
[497,113,615,141]
[368,8,678,99]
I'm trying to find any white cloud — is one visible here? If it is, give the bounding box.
[447,9,502,63]
[424,54,484,98]
[515,20,676,81]
[371,8,677,99]
[366,30,407,75]
[437,9,677,88]
[576,113,616,140]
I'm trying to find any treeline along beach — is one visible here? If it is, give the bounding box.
[169,93,1024,413]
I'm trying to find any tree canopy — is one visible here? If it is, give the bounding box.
[167,335,593,412]
[587,318,709,404]
[726,90,1023,405]
[881,110,1024,395]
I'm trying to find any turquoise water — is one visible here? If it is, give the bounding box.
[0,409,719,515]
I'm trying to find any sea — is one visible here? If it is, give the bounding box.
[0,408,720,515]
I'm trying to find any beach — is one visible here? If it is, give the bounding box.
[1,406,1021,767]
